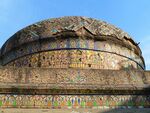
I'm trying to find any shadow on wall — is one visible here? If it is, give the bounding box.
[118,58,143,70]
[99,61,149,113]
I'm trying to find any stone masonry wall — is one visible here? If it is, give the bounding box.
[0,67,149,109]
[0,67,148,85]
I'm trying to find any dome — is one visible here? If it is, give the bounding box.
[0,16,145,70]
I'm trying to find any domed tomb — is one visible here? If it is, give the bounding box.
[0,16,150,111]
[0,16,145,70]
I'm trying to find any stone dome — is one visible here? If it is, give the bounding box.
[0,16,145,70]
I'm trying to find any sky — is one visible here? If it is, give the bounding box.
[0,0,150,69]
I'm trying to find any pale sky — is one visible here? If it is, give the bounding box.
[0,0,150,69]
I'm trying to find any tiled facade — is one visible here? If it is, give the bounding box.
[0,16,148,111]
[0,95,149,108]
[0,16,145,70]
[2,38,144,70]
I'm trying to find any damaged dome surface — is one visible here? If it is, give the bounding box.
[0,16,145,70]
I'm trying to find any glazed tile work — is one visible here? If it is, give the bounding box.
[0,16,141,53]
[0,16,149,111]
[0,16,145,70]
[0,67,149,109]
[0,95,149,108]
[6,50,142,70]
[2,38,144,70]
